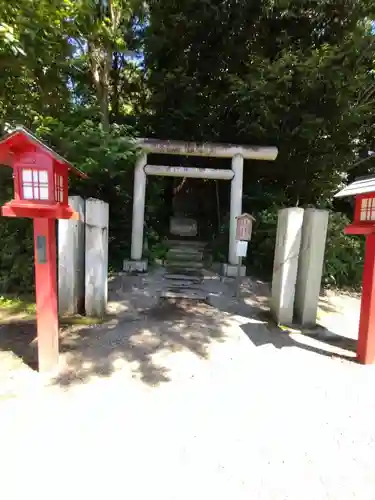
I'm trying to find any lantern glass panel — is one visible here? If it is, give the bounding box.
[360,198,375,221]
[23,186,33,199]
[39,186,49,200]
[39,170,48,183]
[22,169,32,182]
[54,173,64,202]
[21,168,49,201]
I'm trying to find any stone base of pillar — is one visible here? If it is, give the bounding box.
[222,263,246,277]
[123,259,148,273]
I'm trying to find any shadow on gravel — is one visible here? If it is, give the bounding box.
[0,321,38,372]
[241,313,357,362]
[52,299,236,388]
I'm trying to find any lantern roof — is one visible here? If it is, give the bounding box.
[0,127,87,179]
[236,212,256,221]
[335,176,375,198]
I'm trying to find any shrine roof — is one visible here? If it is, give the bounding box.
[0,127,87,178]
[335,176,375,198]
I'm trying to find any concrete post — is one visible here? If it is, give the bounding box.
[295,209,329,326]
[271,207,304,325]
[131,153,147,260]
[85,198,109,317]
[229,154,244,265]
[58,196,85,315]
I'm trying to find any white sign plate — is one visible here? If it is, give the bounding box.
[236,240,248,257]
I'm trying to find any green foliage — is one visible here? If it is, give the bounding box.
[0,119,138,291]
[0,295,35,314]
[147,241,168,263]
[0,169,34,293]
[323,212,364,289]
[145,0,375,204]
[0,216,34,293]
[246,208,280,278]
[39,118,139,269]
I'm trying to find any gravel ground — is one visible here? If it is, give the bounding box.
[0,270,374,500]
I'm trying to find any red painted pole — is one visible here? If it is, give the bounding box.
[357,233,375,364]
[33,218,59,372]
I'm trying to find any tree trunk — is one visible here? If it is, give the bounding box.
[88,40,111,132]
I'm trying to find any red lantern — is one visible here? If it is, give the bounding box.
[335,176,375,364]
[0,127,86,219]
[0,127,87,372]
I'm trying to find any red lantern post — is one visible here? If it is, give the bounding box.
[0,127,87,372]
[335,178,375,364]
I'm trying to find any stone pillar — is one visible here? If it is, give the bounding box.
[295,209,329,326]
[131,153,147,260]
[58,196,85,315]
[271,207,304,325]
[85,198,109,317]
[229,154,244,265]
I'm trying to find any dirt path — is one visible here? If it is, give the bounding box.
[0,270,374,500]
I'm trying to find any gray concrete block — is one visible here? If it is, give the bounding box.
[85,198,109,317]
[222,263,246,277]
[58,196,85,315]
[271,207,304,325]
[123,259,148,273]
[295,209,329,326]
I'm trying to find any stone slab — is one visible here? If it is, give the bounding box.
[271,207,304,325]
[167,251,203,262]
[166,267,203,276]
[161,289,208,300]
[168,246,203,254]
[168,280,202,289]
[166,239,207,249]
[170,217,198,237]
[166,261,204,269]
[123,259,148,273]
[164,274,202,283]
[85,199,109,318]
[222,263,246,277]
[295,209,329,326]
[166,283,203,290]
[58,196,85,316]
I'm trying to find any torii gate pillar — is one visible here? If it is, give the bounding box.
[228,153,244,267]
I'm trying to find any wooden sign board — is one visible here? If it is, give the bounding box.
[236,213,255,241]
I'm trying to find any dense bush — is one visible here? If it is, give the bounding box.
[323,212,364,289]
[246,208,280,278]
[0,169,34,292]
[44,119,139,270]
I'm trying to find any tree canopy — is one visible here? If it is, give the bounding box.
[145,0,375,204]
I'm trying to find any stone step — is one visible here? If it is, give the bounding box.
[164,280,202,290]
[161,289,208,300]
[166,260,204,269]
[165,273,203,283]
[165,267,203,277]
[166,239,207,249]
[166,251,203,262]
[167,246,204,256]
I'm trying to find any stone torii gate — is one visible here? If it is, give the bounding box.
[128,138,278,276]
